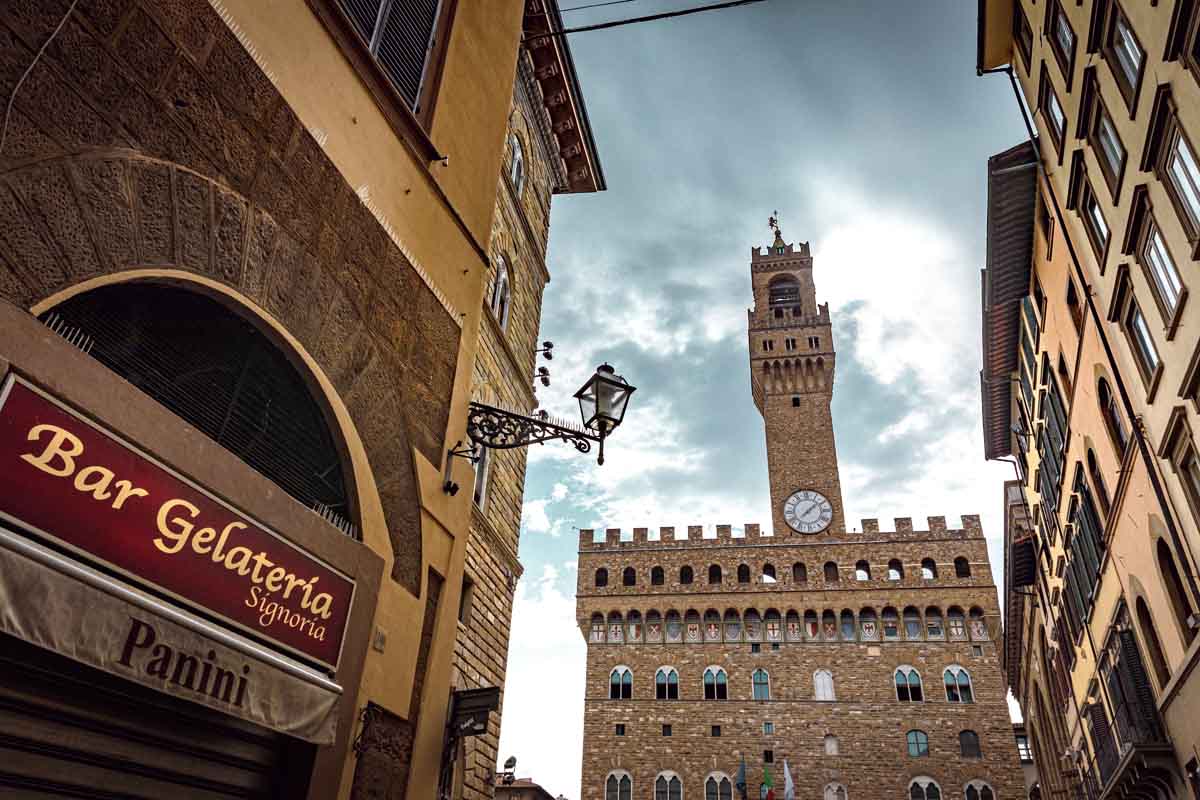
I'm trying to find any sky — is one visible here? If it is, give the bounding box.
[495,2,1029,796]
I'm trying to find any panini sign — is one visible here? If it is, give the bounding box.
[0,377,354,669]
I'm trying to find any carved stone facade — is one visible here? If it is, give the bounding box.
[577,238,1024,800]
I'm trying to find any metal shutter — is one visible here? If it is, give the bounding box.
[0,634,310,799]
[375,0,443,111]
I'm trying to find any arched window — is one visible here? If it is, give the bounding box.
[655,667,679,700]
[738,563,752,583]
[665,610,682,642]
[762,563,776,581]
[704,610,722,642]
[651,566,665,585]
[646,611,663,642]
[627,611,643,642]
[508,133,525,194]
[921,558,938,579]
[925,607,944,639]
[655,773,682,800]
[969,607,988,640]
[49,284,352,529]
[824,734,839,754]
[725,609,743,641]
[804,610,819,640]
[944,665,974,703]
[904,606,923,639]
[752,669,770,700]
[595,568,608,587]
[705,775,733,800]
[882,607,900,639]
[814,669,835,701]
[606,772,632,800]
[1157,539,1197,645]
[1136,596,1172,687]
[823,783,847,800]
[680,566,694,585]
[768,275,801,316]
[609,666,632,699]
[792,562,807,583]
[709,564,723,584]
[821,610,837,640]
[590,613,605,642]
[959,730,982,758]
[948,607,967,640]
[1098,377,1128,455]
[840,609,856,640]
[765,609,782,642]
[909,777,941,800]
[855,560,871,581]
[622,567,636,587]
[704,667,728,700]
[786,610,802,641]
[824,561,839,582]
[906,729,930,757]
[491,255,511,330]
[954,557,971,578]
[895,666,923,701]
[964,781,995,800]
[887,559,904,580]
[685,610,702,642]
[1087,449,1111,515]
[607,611,624,643]
[745,610,763,641]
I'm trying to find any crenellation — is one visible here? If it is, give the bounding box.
[579,528,595,549]
[633,527,648,544]
[894,517,913,533]
[687,525,703,541]
[928,515,946,533]
[861,518,879,533]
[962,514,982,532]
[716,524,732,540]
[745,523,761,538]
[605,528,620,546]
[660,526,674,541]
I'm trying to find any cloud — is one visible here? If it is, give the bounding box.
[552,483,569,500]
[522,499,552,535]
[496,566,586,797]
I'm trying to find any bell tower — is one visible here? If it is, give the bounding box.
[748,216,845,535]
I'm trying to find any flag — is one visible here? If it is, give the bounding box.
[764,763,775,800]
[782,760,795,800]
[735,756,748,800]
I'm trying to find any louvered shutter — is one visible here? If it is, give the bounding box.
[338,0,383,43]
[1117,629,1163,741]
[1012,537,1038,586]
[1085,701,1118,784]
[376,0,442,111]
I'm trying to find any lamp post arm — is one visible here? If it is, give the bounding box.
[465,401,601,462]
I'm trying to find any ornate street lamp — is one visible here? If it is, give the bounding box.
[454,363,635,467]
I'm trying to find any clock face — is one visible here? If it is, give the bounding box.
[783,489,833,534]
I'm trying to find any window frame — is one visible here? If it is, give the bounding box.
[1014,1,1034,73]
[751,668,771,701]
[1069,150,1112,265]
[1079,69,1128,202]
[1124,185,1188,337]
[959,729,983,758]
[1100,0,1146,116]
[906,729,930,758]
[1045,0,1078,91]
[310,0,457,162]
[1142,85,1200,259]
[1110,266,1164,395]
[895,666,925,702]
[1039,64,1068,165]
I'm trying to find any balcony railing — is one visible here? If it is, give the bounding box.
[1079,700,1173,800]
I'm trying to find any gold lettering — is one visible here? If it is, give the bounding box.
[191,526,217,554]
[110,479,149,510]
[73,464,114,501]
[21,424,83,477]
[154,498,198,554]
[264,566,287,592]
[250,551,273,583]
[224,545,253,576]
[310,592,333,620]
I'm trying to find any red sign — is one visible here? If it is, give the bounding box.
[0,377,354,669]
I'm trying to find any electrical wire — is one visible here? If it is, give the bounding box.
[561,0,643,12]
[0,0,81,158]
[526,0,768,42]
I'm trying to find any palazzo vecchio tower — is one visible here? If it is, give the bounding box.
[575,223,1024,800]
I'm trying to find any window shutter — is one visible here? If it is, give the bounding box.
[1085,701,1118,784]
[1012,537,1038,586]
[338,0,384,44]
[1117,629,1164,741]
[376,0,442,110]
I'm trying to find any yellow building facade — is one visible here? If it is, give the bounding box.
[979,2,1200,798]
[0,1,595,798]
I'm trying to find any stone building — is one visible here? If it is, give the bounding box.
[451,15,604,800]
[0,1,595,798]
[575,231,1025,800]
[978,2,1200,799]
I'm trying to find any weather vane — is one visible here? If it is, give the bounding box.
[768,210,781,236]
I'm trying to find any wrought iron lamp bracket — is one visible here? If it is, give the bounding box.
[465,401,607,464]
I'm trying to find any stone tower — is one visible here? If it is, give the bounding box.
[575,227,1025,800]
[748,228,845,535]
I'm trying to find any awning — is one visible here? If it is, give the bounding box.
[0,526,341,744]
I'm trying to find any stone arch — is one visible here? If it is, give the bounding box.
[3,153,459,597]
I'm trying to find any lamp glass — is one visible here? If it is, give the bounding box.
[574,365,635,433]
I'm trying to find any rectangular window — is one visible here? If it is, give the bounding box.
[763,750,774,764]
[662,724,672,737]
[763,721,774,735]
[1104,2,1144,112]
[751,643,761,653]
[1014,2,1034,71]
[1168,127,1200,233]
[1127,299,1161,382]
[972,645,984,657]
[1073,155,1111,264]
[334,0,447,115]
[1144,86,1200,257]
[1046,0,1078,89]
[616,723,625,736]
[1081,69,1127,200]
[1143,219,1186,322]
[1040,66,1068,161]
[712,725,721,737]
